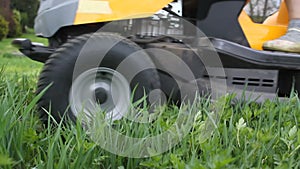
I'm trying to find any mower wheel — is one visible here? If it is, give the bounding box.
[36,33,160,124]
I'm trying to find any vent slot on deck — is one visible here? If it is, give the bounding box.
[226,69,278,93]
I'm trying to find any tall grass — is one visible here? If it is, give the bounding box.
[0,69,299,169]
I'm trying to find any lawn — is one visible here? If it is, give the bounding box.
[0,34,299,168]
[0,31,45,76]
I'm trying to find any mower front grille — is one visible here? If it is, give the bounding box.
[204,68,278,93]
[228,69,278,93]
[232,77,275,87]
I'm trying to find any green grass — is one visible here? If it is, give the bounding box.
[0,34,299,168]
[0,69,299,168]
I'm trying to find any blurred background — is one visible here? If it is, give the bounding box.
[0,0,39,40]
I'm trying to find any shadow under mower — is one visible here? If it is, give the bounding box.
[12,0,300,123]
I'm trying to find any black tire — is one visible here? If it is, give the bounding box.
[37,33,160,124]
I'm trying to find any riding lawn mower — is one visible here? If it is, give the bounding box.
[12,0,300,123]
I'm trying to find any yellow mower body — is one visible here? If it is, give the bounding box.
[74,0,173,25]
[239,0,289,50]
